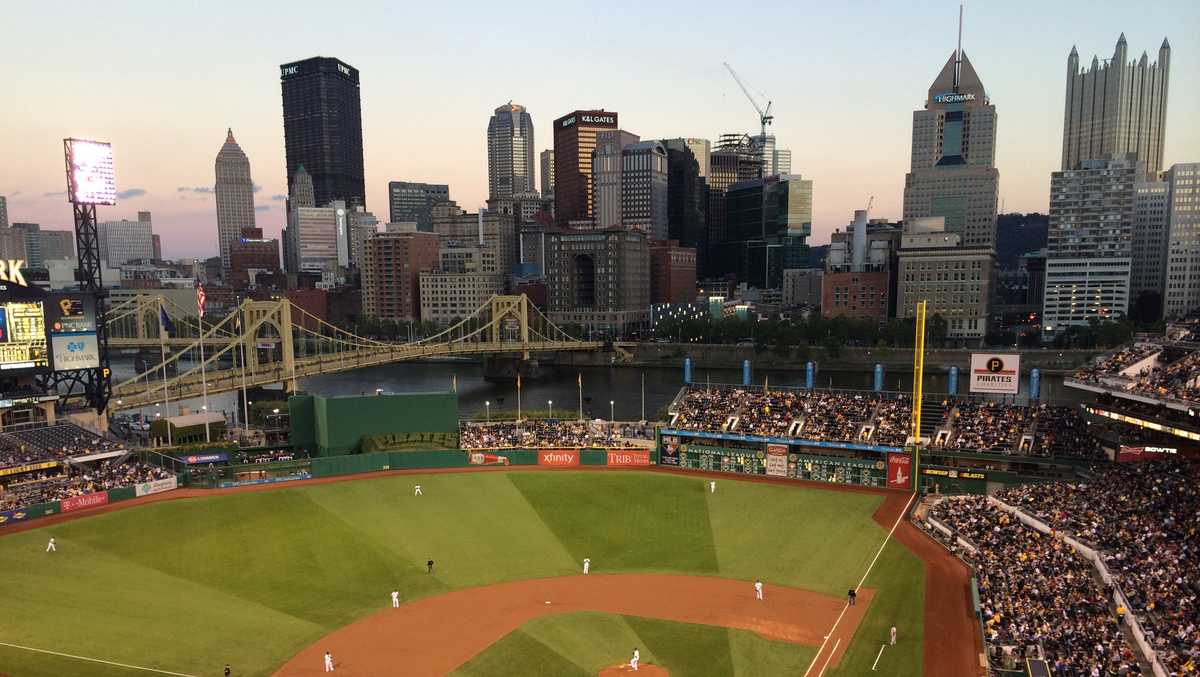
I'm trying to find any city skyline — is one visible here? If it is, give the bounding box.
[1,1,1197,259]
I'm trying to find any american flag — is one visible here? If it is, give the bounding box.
[196,282,207,319]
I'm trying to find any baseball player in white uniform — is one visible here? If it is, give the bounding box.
[583,558,590,575]
[46,537,56,553]
[754,579,763,600]
[890,626,897,646]
[630,648,640,671]
[391,590,400,608]
[323,650,334,672]
[414,484,422,496]
[709,480,716,493]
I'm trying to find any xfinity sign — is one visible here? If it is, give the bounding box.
[933,91,977,104]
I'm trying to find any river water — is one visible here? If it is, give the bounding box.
[112,356,1084,424]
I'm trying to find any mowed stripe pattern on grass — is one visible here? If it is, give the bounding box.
[453,611,817,677]
[0,471,901,677]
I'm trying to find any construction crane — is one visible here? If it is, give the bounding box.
[723,62,773,142]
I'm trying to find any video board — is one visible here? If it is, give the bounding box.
[0,298,50,374]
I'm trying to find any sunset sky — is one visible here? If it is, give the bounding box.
[2,0,1197,259]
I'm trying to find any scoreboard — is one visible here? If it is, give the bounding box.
[0,298,49,373]
[0,284,101,376]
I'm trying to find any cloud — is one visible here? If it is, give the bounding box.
[270,194,287,201]
[253,184,262,193]
[177,186,212,194]
[117,188,146,199]
[255,205,270,212]
[43,191,67,198]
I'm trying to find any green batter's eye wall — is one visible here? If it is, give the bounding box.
[289,391,460,457]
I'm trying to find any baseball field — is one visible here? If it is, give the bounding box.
[0,469,969,676]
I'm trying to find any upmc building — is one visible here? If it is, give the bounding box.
[552,110,618,225]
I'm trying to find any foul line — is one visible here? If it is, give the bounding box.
[816,638,841,677]
[0,641,196,677]
[802,491,917,677]
[871,644,886,670]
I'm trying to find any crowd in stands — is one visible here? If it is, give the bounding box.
[927,497,1145,675]
[948,401,1032,453]
[1072,344,1162,384]
[0,460,171,511]
[459,420,640,450]
[236,449,307,464]
[997,462,1200,674]
[0,423,125,469]
[666,386,1103,459]
[1125,351,1200,404]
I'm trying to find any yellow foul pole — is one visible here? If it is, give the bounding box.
[910,300,927,493]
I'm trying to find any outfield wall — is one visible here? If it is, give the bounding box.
[290,392,460,456]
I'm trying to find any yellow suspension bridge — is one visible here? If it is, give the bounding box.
[105,294,601,411]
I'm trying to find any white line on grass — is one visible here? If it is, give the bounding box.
[0,641,197,676]
[802,491,917,677]
[816,638,841,677]
[871,643,886,670]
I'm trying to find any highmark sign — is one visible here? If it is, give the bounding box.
[933,91,977,104]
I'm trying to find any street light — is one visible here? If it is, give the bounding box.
[610,400,615,421]
[548,400,553,419]
[485,400,491,423]
[272,408,280,415]
[375,387,383,396]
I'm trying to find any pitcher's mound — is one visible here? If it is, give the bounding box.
[599,664,668,676]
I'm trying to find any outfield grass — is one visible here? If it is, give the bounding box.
[453,612,818,676]
[0,471,915,676]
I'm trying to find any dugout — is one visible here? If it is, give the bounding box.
[288,391,459,456]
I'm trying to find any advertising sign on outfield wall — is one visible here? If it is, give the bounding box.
[765,444,788,477]
[538,450,580,467]
[469,452,510,466]
[969,354,1020,394]
[61,492,109,513]
[886,453,911,489]
[606,449,651,467]
[134,477,178,497]
[659,436,680,466]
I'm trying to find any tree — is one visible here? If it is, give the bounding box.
[926,314,949,347]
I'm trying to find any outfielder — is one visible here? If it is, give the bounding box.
[414,484,423,496]
[630,647,640,671]
[890,626,897,646]
[45,537,56,553]
[754,579,763,600]
[709,480,716,494]
[323,650,334,672]
[391,590,400,608]
[583,557,590,575]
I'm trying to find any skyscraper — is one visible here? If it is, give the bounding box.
[621,140,669,240]
[706,134,761,276]
[902,48,999,250]
[0,196,7,228]
[290,165,315,209]
[11,223,42,268]
[387,182,449,231]
[1043,154,1139,331]
[540,150,555,197]
[553,110,618,224]
[663,140,708,258]
[487,103,535,199]
[214,128,256,279]
[1162,164,1200,319]
[280,57,365,208]
[1062,36,1171,175]
[1131,178,1170,308]
[591,130,640,227]
[98,212,155,266]
[751,135,791,176]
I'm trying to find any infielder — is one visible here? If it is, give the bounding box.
[414,484,423,496]
[709,480,716,494]
[754,579,763,600]
[630,647,640,671]
[391,590,400,608]
[46,537,56,553]
[583,558,590,575]
[890,626,897,646]
[323,650,334,673]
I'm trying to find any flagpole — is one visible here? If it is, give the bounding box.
[196,287,211,443]
[239,304,249,433]
[577,373,583,421]
[517,374,522,421]
[641,371,645,422]
[159,302,173,448]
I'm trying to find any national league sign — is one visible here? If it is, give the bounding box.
[969,353,1020,395]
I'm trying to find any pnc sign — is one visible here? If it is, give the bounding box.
[933,91,977,104]
[0,259,27,286]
